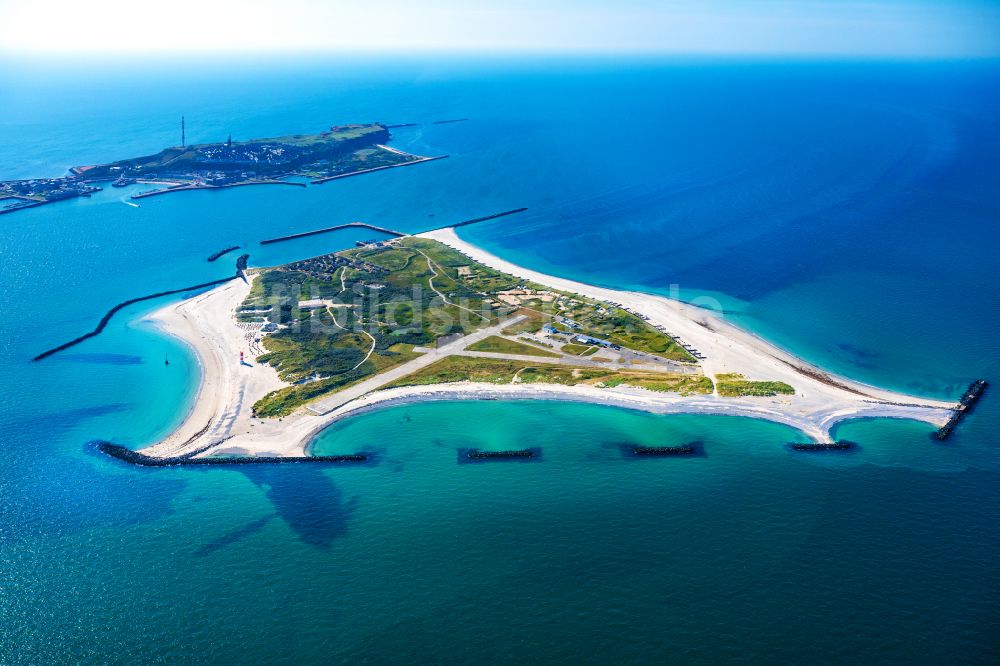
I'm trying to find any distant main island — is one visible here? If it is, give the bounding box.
[0,121,446,215]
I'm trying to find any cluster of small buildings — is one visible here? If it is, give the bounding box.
[200,171,257,186]
[284,253,386,280]
[604,299,651,322]
[196,140,291,167]
[0,177,100,207]
[540,324,622,351]
[572,334,622,350]
[492,288,557,306]
[285,254,349,277]
[600,298,705,360]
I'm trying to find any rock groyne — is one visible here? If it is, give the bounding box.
[33,257,247,361]
[458,447,541,463]
[933,379,988,441]
[207,246,240,262]
[421,208,528,234]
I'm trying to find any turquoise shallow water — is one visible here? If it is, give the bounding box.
[1,56,998,662]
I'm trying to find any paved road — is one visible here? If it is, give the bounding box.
[306,315,526,415]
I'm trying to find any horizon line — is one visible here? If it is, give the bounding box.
[3,48,999,62]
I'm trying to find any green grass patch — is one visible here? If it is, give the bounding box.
[601,373,714,395]
[386,356,713,396]
[252,371,369,418]
[561,343,599,356]
[466,336,561,357]
[714,373,795,397]
[385,357,607,388]
[243,237,710,416]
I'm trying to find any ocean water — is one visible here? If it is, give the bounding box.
[0,55,998,662]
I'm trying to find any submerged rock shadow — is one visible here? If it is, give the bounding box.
[55,353,144,365]
[234,465,358,548]
[194,515,275,558]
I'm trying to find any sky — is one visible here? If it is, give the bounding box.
[0,0,997,58]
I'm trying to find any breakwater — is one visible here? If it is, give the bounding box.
[131,179,307,201]
[422,207,528,233]
[311,155,449,184]
[260,221,406,245]
[131,184,201,200]
[459,447,541,463]
[0,200,45,216]
[933,379,988,441]
[208,246,240,262]
[33,261,246,361]
[432,118,469,124]
[632,444,697,456]
[96,441,369,467]
[790,441,856,452]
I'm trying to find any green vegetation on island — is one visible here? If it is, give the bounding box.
[2,122,437,214]
[466,336,561,357]
[714,373,795,397]
[560,342,600,356]
[74,123,398,182]
[243,237,707,416]
[385,356,713,395]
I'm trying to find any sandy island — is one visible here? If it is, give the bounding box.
[137,228,957,460]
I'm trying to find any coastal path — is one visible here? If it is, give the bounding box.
[413,247,489,322]
[304,315,527,416]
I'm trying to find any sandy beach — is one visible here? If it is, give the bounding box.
[140,276,287,458]
[136,229,957,460]
[420,228,957,409]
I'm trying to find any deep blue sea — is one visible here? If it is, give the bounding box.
[1,55,998,663]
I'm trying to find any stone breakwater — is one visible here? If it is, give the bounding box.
[260,221,405,245]
[34,276,235,361]
[310,154,449,184]
[33,254,249,361]
[933,380,988,441]
[421,208,528,234]
[789,441,856,451]
[631,444,697,456]
[95,441,371,467]
[457,447,542,463]
[207,246,240,262]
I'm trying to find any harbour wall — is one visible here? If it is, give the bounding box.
[311,155,449,184]
[260,222,405,245]
[131,180,306,201]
